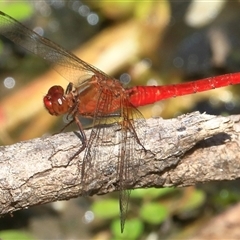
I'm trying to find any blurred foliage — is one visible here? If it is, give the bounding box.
[131,187,176,199]
[0,230,34,240]
[91,187,207,239]
[140,202,169,224]
[111,218,144,240]
[92,199,119,219]
[0,2,33,21]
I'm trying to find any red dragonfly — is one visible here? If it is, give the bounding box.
[1,11,240,232]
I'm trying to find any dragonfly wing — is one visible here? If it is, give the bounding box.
[0,11,110,86]
[79,88,146,232]
[117,102,146,232]
[119,189,131,232]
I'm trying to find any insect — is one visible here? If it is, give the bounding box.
[1,11,240,232]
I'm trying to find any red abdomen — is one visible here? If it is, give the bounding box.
[128,72,240,107]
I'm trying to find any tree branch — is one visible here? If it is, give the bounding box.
[0,112,239,215]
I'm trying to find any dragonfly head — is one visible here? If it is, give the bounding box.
[44,85,72,116]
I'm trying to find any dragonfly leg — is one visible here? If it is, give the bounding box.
[68,114,87,161]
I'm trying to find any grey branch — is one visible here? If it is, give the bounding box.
[0,112,239,215]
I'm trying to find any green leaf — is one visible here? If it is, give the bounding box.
[179,189,206,213]
[0,230,34,240]
[140,202,169,224]
[91,199,119,219]
[111,218,144,240]
[0,2,34,21]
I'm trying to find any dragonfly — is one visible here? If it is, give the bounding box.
[1,11,240,232]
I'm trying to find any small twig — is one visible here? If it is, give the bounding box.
[0,112,239,215]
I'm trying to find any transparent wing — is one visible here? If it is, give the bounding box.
[117,101,146,233]
[0,11,110,86]
[80,86,146,232]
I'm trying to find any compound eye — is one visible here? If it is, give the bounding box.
[47,85,64,95]
[43,85,66,115]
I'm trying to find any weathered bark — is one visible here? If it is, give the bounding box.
[0,112,239,215]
